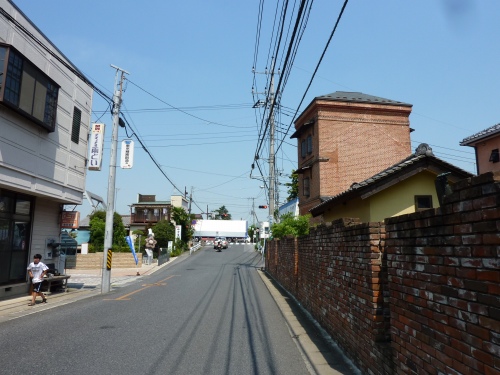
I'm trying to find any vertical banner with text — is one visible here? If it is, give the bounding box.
[120,139,134,169]
[88,123,105,171]
[175,225,182,240]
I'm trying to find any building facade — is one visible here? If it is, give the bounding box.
[310,144,473,222]
[292,91,412,216]
[0,1,93,298]
[128,194,189,233]
[460,123,500,175]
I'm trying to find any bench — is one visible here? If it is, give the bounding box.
[42,275,71,293]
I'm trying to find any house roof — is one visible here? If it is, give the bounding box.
[310,143,473,217]
[291,92,412,139]
[316,91,412,107]
[460,123,500,146]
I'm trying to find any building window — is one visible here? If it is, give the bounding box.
[489,149,499,163]
[301,139,306,158]
[71,107,82,144]
[303,177,310,197]
[0,43,59,132]
[307,135,312,154]
[415,195,432,211]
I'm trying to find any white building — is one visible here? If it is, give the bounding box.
[0,1,94,298]
[278,198,299,218]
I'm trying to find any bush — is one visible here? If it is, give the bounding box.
[271,213,311,239]
[171,239,186,257]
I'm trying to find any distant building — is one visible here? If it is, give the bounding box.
[128,194,189,234]
[278,198,299,218]
[291,91,413,217]
[0,1,94,298]
[460,123,500,175]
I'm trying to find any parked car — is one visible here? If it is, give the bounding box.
[213,236,228,249]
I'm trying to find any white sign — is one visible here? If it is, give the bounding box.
[120,139,134,169]
[88,123,105,171]
[175,225,182,240]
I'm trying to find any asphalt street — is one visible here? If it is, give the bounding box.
[0,244,357,375]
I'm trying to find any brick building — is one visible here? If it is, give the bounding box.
[291,91,412,216]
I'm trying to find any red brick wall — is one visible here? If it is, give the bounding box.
[385,172,500,374]
[266,217,392,374]
[267,237,298,296]
[266,172,500,374]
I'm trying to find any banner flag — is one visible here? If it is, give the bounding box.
[125,235,139,265]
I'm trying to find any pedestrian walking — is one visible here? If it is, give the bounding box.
[27,254,48,306]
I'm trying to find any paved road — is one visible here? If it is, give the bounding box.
[0,244,355,375]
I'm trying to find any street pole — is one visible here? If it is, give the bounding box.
[102,64,129,294]
[268,58,276,223]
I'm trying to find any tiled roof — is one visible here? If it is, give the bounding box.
[316,91,412,107]
[310,143,472,214]
[460,123,500,146]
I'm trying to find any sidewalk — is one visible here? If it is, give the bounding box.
[0,257,177,324]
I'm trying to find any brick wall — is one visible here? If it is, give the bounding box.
[266,217,393,374]
[266,172,500,374]
[385,172,500,374]
[267,237,298,295]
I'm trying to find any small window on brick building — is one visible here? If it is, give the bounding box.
[489,149,499,163]
[307,135,312,154]
[303,177,310,197]
[415,195,432,211]
[71,107,82,144]
[301,139,306,158]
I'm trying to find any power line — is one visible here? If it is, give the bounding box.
[126,79,248,129]
[276,0,349,154]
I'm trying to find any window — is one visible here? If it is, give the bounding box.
[415,195,432,211]
[307,135,313,154]
[71,107,82,143]
[303,177,310,197]
[489,149,499,163]
[0,44,59,132]
[301,139,306,158]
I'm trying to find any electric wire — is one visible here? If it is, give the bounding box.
[275,0,349,154]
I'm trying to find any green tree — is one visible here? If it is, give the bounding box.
[214,205,231,220]
[172,207,194,244]
[151,220,175,248]
[88,210,127,251]
[284,170,299,202]
[271,213,310,239]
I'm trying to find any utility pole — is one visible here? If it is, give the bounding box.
[251,198,256,227]
[268,58,276,223]
[102,65,129,294]
[253,58,279,224]
[188,187,193,216]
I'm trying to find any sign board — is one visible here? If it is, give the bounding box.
[88,123,105,171]
[61,211,80,229]
[175,225,182,240]
[120,139,134,169]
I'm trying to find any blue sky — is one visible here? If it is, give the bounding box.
[12,0,500,222]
